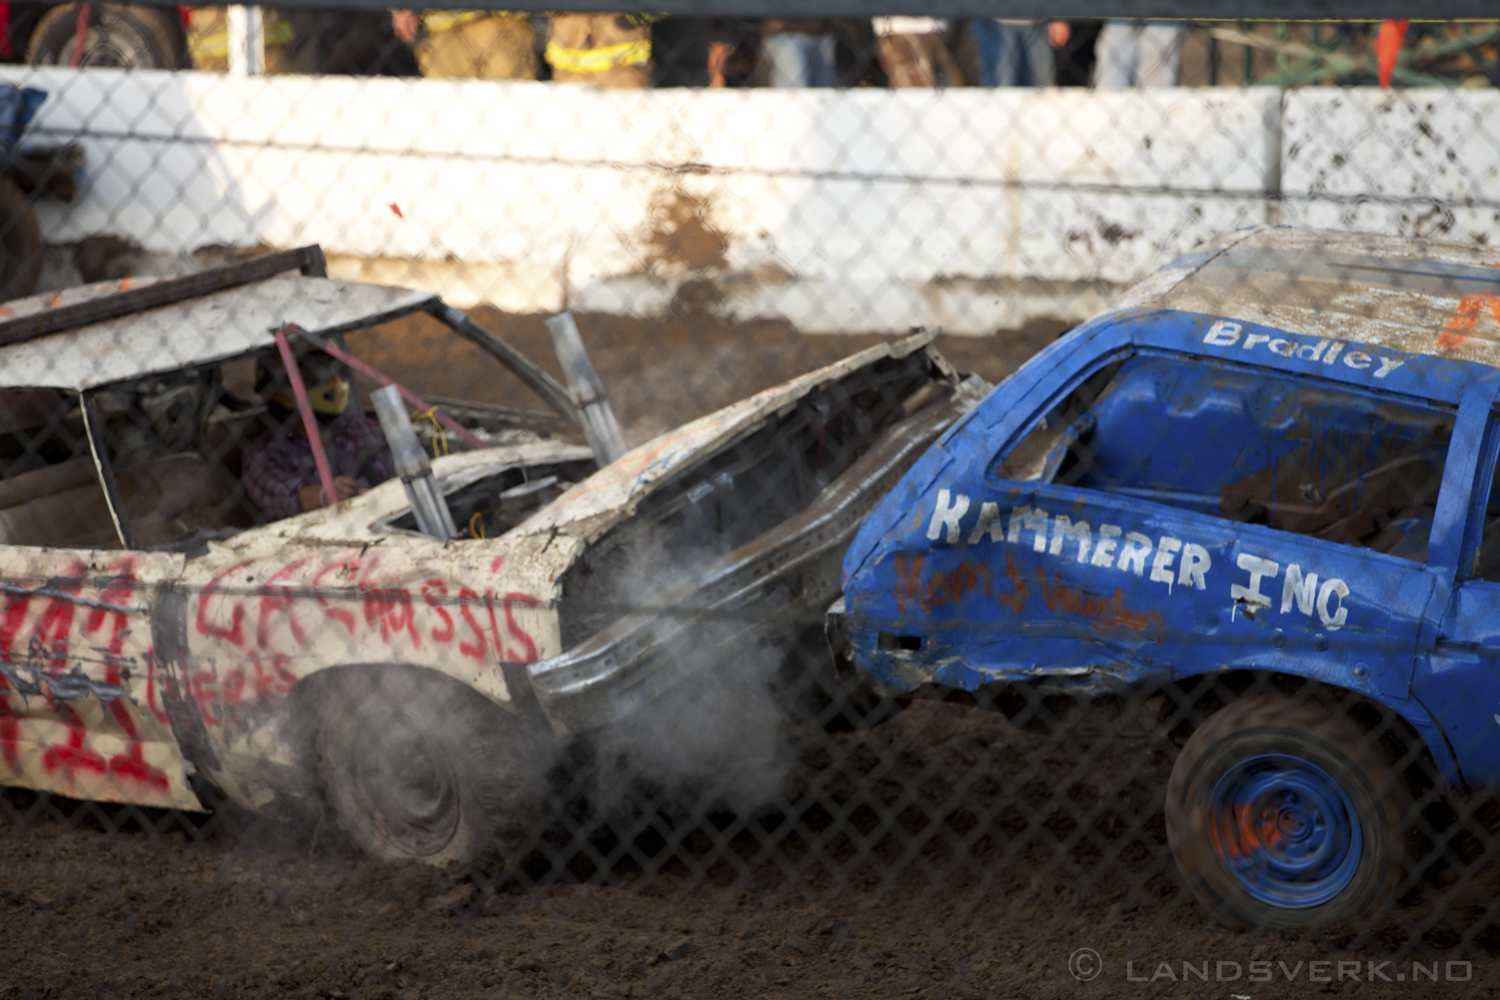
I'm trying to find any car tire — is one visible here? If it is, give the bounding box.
[0,178,41,304]
[315,668,542,867]
[1165,693,1407,930]
[27,4,187,69]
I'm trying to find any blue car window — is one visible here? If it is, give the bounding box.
[994,360,1122,482]
[994,354,1454,562]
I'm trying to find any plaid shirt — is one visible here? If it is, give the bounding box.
[241,414,395,518]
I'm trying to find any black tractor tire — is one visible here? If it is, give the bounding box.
[315,667,544,867]
[27,3,188,69]
[1166,694,1409,930]
[0,178,42,304]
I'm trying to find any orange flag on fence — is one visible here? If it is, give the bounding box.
[1376,19,1409,88]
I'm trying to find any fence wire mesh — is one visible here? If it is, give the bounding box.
[4,10,1500,1000]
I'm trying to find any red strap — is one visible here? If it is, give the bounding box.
[275,327,339,509]
[281,324,489,452]
[70,2,90,67]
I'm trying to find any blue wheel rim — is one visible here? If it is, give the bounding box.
[1207,753,1362,909]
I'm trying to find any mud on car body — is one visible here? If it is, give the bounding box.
[840,226,1500,929]
[0,246,981,865]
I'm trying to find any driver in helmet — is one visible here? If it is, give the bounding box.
[240,350,395,518]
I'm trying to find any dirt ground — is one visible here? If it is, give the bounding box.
[5,314,1500,999]
[5,698,1498,1000]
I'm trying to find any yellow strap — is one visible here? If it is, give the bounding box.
[413,406,449,459]
[544,38,650,74]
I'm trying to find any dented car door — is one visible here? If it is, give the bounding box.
[875,481,1433,700]
[0,546,200,809]
[850,347,1450,702]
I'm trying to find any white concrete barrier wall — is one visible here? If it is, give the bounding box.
[0,68,1493,334]
[1281,89,1500,244]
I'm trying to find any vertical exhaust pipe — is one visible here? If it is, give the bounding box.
[371,384,458,540]
[545,312,626,467]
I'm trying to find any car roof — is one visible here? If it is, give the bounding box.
[1115,226,1500,372]
[0,269,435,392]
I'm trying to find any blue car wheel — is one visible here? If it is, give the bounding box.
[1165,694,1406,930]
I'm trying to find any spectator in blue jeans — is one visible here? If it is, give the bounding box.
[973,20,1057,87]
[760,19,836,87]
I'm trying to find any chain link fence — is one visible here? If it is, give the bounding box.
[3,9,1500,999]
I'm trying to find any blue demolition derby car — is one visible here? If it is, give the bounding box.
[839,226,1500,929]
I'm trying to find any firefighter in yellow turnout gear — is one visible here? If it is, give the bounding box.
[417,11,537,79]
[545,12,660,88]
[392,9,537,79]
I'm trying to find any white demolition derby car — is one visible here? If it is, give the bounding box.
[0,246,986,863]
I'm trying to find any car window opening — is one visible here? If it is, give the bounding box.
[996,354,1454,563]
[386,459,596,538]
[1469,420,1500,582]
[0,336,569,555]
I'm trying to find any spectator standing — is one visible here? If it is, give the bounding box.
[872,15,959,88]
[760,19,837,87]
[287,10,419,75]
[545,12,658,87]
[706,19,761,88]
[971,19,1070,86]
[391,10,537,79]
[1091,20,1186,87]
[1052,19,1101,86]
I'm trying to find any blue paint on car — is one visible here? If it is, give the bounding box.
[841,228,1500,803]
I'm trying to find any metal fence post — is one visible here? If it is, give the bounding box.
[226,5,266,76]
